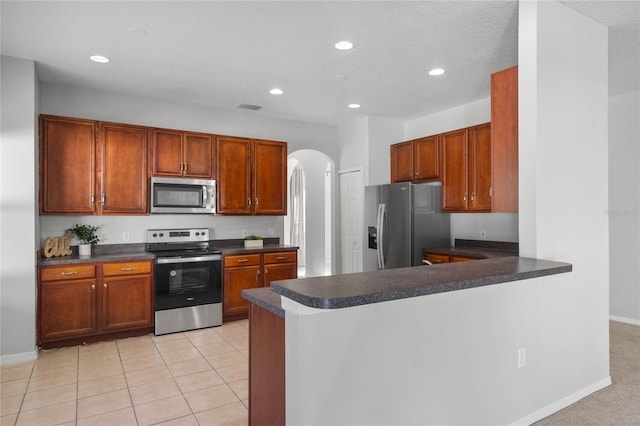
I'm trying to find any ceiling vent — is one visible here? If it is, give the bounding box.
[237,104,262,111]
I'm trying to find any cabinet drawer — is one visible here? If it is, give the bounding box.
[264,251,297,264]
[224,254,261,267]
[41,264,96,282]
[103,261,152,277]
[450,256,476,263]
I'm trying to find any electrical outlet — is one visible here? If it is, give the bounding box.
[242,229,248,238]
[123,231,130,242]
[518,348,527,368]
[480,229,487,238]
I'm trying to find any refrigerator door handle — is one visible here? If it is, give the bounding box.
[377,203,386,269]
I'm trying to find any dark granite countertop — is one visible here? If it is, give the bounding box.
[38,240,297,266]
[266,257,571,310]
[241,287,284,318]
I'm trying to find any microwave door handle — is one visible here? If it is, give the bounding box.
[203,186,207,201]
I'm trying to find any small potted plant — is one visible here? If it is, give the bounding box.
[68,224,101,256]
[244,234,263,248]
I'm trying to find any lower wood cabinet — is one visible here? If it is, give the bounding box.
[223,250,297,322]
[38,260,153,347]
[424,253,478,264]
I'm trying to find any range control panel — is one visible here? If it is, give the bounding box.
[147,228,210,243]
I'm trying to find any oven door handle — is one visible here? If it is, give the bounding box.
[156,255,221,264]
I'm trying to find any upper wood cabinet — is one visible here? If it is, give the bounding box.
[150,129,215,178]
[440,123,491,212]
[390,136,439,183]
[40,115,149,215]
[217,136,287,215]
[98,122,149,215]
[40,115,97,214]
[491,66,518,212]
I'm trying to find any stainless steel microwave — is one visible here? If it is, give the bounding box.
[150,177,216,214]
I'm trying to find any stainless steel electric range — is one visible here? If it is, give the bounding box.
[147,228,222,335]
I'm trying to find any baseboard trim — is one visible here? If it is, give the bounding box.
[508,376,612,426]
[610,315,640,326]
[1,349,38,367]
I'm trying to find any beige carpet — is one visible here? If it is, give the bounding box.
[534,320,640,425]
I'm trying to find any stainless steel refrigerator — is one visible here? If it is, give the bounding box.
[364,182,450,271]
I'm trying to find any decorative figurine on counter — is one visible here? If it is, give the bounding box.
[42,230,73,258]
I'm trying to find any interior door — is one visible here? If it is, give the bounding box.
[339,169,363,274]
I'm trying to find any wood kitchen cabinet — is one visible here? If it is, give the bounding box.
[38,260,154,347]
[223,254,262,320]
[150,129,215,178]
[424,253,477,264]
[40,115,97,214]
[39,264,98,342]
[440,123,491,212]
[101,261,153,331]
[390,136,439,183]
[216,136,287,215]
[98,122,149,215]
[491,66,519,212]
[40,115,149,215]
[223,250,297,322]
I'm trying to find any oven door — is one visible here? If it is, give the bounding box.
[154,254,222,311]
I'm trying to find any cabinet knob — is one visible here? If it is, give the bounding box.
[104,283,108,288]
[91,284,95,290]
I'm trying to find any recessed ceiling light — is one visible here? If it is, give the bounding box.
[428,68,445,76]
[348,103,361,109]
[269,88,284,95]
[90,55,110,63]
[335,41,354,51]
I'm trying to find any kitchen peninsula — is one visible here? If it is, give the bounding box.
[242,256,571,425]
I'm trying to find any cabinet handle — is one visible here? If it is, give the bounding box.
[489,186,493,197]
[104,283,108,288]
[247,198,252,207]
[60,271,77,276]
[256,270,260,283]
[91,284,95,289]
[120,267,136,271]
[183,163,188,172]
[237,259,249,263]
[90,194,95,204]
[276,256,286,260]
[471,192,475,202]
[463,193,467,202]
[255,197,259,207]
[101,193,106,205]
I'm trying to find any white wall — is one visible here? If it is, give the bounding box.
[367,117,404,186]
[609,91,640,323]
[1,56,39,364]
[39,83,339,244]
[283,2,611,424]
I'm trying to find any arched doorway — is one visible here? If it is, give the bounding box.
[285,150,334,277]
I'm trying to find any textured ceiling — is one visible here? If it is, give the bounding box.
[1,1,637,125]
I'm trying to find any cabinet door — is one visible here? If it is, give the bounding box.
[491,66,519,212]
[440,129,469,212]
[184,133,215,178]
[151,129,183,177]
[98,122,148,214]
[264,263,297,287]
[414,136,439,181]
[390,141,414,183]
[40,115,97,214]
[102,275,153,331]
[253,140,287,215]
[217,136,252,214]
[223,265,261,317]
[469,123,492,212]
[39,279,97,342]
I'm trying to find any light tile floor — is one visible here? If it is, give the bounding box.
[0,320,249,426]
